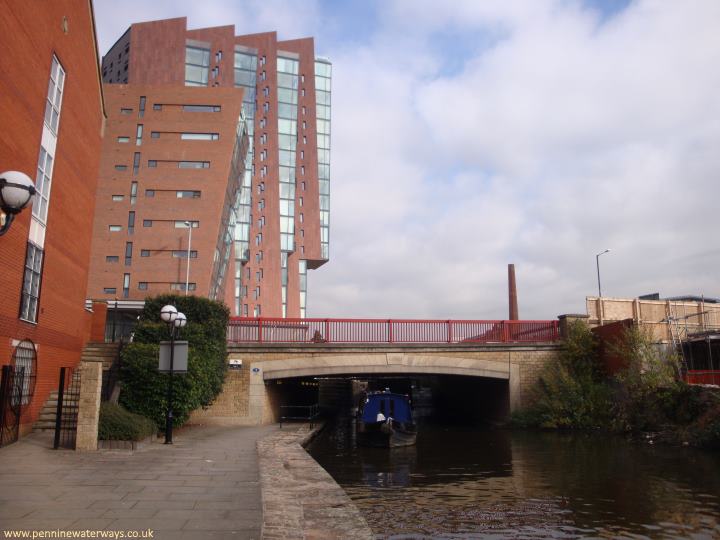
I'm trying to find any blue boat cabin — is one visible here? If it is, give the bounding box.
[361,392,413,424]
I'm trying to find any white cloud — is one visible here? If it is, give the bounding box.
[309,0,720,319]
[92,0,720,320]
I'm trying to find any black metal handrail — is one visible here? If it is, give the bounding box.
[279,404,320,428]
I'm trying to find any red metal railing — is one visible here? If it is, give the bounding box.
[684,370,720,386]
[227,318,560,344]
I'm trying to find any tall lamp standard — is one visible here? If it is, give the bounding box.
[160,305,186,444]
[184,221,192,296]
[596,249,611,297]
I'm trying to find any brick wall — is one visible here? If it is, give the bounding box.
[0,0,104,433]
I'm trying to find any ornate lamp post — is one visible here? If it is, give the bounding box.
[159,305,186,444]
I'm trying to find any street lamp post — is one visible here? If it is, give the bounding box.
[0,171,36,236]
[184,221,192,296]
[160,305,186,444]
[596,249,611,297]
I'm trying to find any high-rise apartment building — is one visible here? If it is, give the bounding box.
[91,18,331,318]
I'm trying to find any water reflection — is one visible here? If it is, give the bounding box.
[307,419,720,539]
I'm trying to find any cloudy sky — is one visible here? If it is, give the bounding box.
[94,0,720,320]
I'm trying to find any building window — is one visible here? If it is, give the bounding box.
[138,96,146,117]
[175,221,199,228]
[145,190,155,197]
[112,195,124,201]
[103,288,116,294]
[130,182,138,205]
[115,165,127,171]
[143,220,152,227]
[20,242,43,323]
[153,104,162,111]
[151,132,160,139]
[176,191,201,198]
[171,282,196,291]
[127,211,135,234]
[148,160,157,168]
[117,136,130,143]
[178,161,209,169]
[32,147,55,225]
[185,46,210,86]
[172,250,198,258]
[125,242,133,265]
[136,124,143,145]
[120,108,132,114]
[133,153,141,175]
[106,256,119,263]
[44,57,65,134]
[182,104,221,112]
[109,225,122,232]
[138,282,148,290]
[123,274,130,298]
[180,133,219,140]
[140,250,150,257]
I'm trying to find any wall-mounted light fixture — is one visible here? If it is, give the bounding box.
[0,171,36,236]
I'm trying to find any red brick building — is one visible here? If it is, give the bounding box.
[93,18,331,318]
[0,0,105,439]
[86,85,249,305]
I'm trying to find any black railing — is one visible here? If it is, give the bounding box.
[279,404,320,428]
[54,367,81,450]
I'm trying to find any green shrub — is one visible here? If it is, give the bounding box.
[98,402,157,441]
[118,295,229,431]
[515,320,614,430]
[514,321,720,448]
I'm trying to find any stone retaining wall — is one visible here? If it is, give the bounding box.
[258,424,373,539]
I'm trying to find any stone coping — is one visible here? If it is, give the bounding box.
[258,423,373,539]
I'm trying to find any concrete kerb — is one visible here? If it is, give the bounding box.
[257,423,373,539]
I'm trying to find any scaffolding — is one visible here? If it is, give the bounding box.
[664,300,719,386]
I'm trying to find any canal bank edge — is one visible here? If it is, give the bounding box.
[258,423,373,539]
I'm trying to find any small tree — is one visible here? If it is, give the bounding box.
[119,295,229,429]
[515,320,614,429]
[611,326,682,431]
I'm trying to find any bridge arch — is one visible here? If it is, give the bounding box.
[188,344,560,426]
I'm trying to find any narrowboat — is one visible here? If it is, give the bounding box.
[357,391,417,448]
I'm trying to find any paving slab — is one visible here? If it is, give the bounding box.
[0,424,273,539]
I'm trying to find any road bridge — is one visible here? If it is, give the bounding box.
[189,318,562,426]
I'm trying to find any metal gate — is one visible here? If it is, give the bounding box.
[0,365,25,447]
[53,367,81,450]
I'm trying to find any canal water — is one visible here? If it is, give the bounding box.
[306,419,720,539]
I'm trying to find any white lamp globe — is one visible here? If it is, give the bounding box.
[174,312,187,328]
[0,171,36,213]
[160,304,178,323]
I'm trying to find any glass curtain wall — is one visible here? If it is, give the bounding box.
[233,48,258,315]
[315,59,331,260]
[277,55,299,318]
[185,45,210,86]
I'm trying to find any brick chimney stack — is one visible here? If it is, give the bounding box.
[508,264,519,320]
